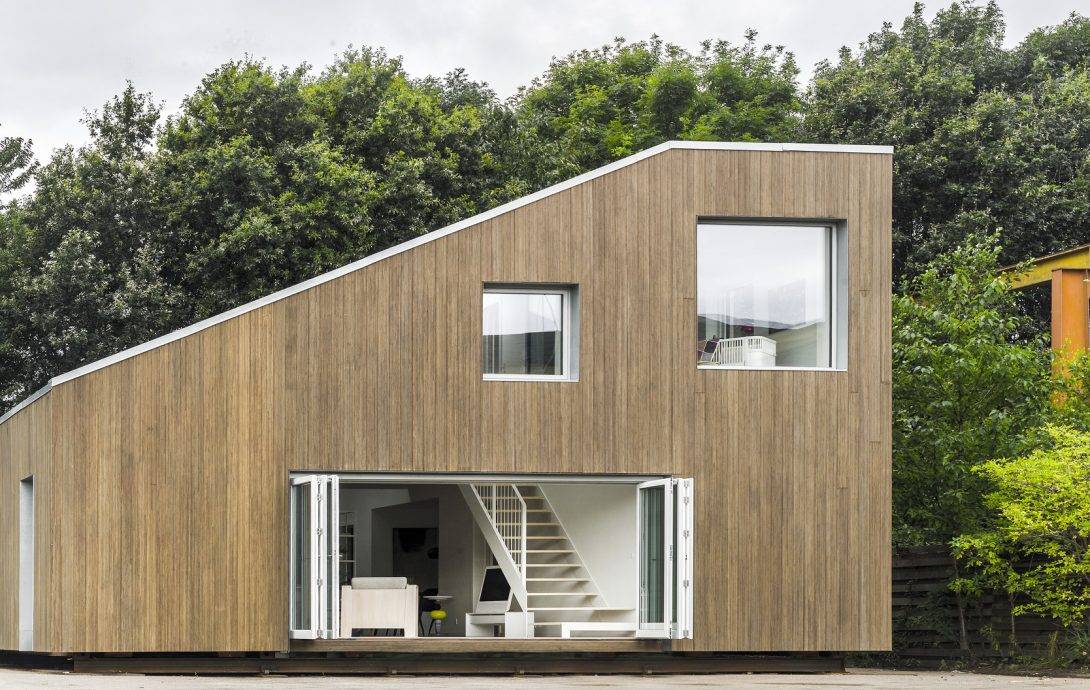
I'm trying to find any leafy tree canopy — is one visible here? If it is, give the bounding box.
[892,233,1051,546]
[0,85,179,401]
[514,33,801,172]
[805,2,1090,279]
[953,424,1090,628]
[0,124,35,195]
[154,49,550,319]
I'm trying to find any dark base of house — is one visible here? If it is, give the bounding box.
[0,649,845,675]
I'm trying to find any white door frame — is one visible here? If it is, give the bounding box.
[289,475,321,640]
[289,475,340,640]
[323,475,340,639]
[635,477,695,640]
[674,477,694,640]
[636,478,673,638]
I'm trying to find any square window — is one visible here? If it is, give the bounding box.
[483,286,577,380]
[697,222,846,370]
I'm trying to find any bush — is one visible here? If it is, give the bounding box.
[952,425,1090,629]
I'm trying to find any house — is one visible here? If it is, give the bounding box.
[0,141,892,673]
[1003,244,1090,367]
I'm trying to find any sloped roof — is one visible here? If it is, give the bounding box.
[0,141,891,423]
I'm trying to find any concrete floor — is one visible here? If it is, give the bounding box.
[0,668,1088,689]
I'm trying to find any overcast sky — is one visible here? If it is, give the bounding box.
[0,0,1084,160]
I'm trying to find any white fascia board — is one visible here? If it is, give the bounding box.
[670,141,893,155]
[0,384,52,425]
[0,141,893,424]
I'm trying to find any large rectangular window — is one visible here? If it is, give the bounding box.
[697,222,846,370]
[483,286,577,380]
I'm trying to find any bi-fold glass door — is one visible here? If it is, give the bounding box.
[637,477,694,639]
[289,474,339,639]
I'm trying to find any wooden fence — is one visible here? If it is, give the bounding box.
[892,547,1067,663]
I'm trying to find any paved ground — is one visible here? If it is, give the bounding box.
[0,668,1088,689]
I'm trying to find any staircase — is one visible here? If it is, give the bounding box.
[461,482,634,638]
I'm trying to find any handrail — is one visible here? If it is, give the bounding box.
[470,483,527,587]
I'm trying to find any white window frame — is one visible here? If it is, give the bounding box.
[482,285,578,382]
[696,221,846,372]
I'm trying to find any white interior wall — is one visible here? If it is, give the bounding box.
[348,484,484,635]
[338,487,411,577]
[407,485,486,634]
[540,483,638,621]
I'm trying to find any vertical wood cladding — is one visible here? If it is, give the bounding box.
[0,148,892,653]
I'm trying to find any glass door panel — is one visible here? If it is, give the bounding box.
[637,479,672,638]
[637,477,695,640]
[324,475,340,638]
[289,475,320,639]
[290,475,339,640]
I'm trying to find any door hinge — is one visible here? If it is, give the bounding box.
[683,529,690,539]
[682,495,690,505]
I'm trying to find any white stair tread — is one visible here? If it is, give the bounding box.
[528,592,596,597]
[526,549,574,553]
[526,535,567,540]
[527,577,590,582]
[525,563,581,568]
[528,606,631,611]
[491,508,550,513]
[496,521,559,526]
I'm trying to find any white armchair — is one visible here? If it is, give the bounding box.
[339,577,419,637]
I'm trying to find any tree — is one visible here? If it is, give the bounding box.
[515,33,801,173]
[0,124,35,194]
[804,2,1090,280]
[0,84,180,400]
[153,50,547,320]
[953,424,1090,629]
[892,234,1050,547]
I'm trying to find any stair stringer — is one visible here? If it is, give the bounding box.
[457,484,528,610]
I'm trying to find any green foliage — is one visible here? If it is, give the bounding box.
[805,2,1090,280]
[154,50,548,319]
[0,52,554,399]
[892,234,1050,546]
[514,33,800,172]
[0,123,35,194]
[0,85,180,400]
[952,425,1090,628]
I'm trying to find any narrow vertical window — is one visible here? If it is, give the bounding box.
[19,476,34,651]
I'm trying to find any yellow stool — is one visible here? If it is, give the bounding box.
[428,608,447,635]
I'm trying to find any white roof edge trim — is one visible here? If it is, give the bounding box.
[0,383,52,425]
[0,140,893,424]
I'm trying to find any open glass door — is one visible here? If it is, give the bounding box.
[637,478,672,638]
[289,474,339,639]
[637,477,694,640]
[324,475,340,638]
[290,475,320,639]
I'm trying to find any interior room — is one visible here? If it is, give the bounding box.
[323,479,646,640]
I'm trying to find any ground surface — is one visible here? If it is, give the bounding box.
[1,668,1088,688]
